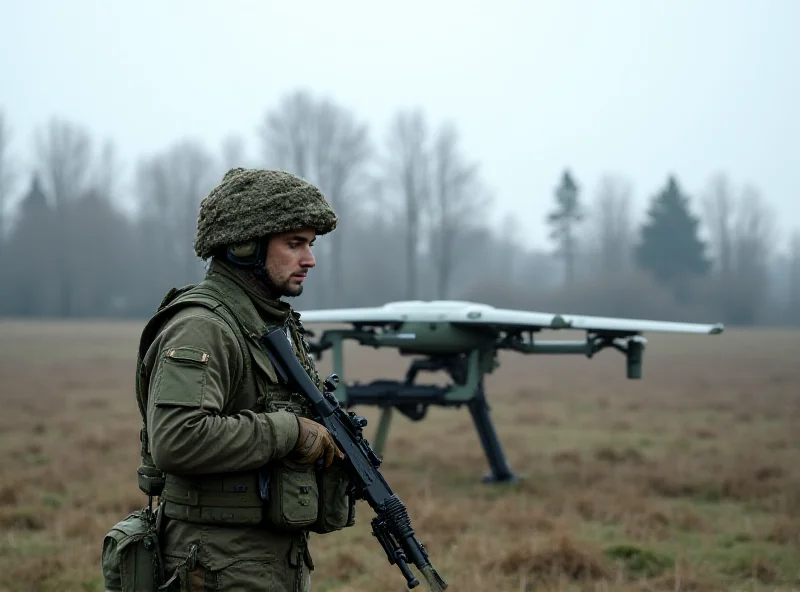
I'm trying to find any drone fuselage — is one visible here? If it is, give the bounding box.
[374,322,498,356]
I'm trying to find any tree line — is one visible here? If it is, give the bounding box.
[0,90,797,326]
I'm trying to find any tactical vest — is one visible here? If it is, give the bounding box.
[135,270,322,526]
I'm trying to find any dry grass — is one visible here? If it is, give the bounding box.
[1,319,799,591]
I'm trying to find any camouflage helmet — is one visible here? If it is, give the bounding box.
[193,168,338,259]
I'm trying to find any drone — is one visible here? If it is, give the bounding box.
[297,300,724,484]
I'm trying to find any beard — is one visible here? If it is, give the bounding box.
[279,283,303,298]
[259,268,305,298]
[264,260,308,298]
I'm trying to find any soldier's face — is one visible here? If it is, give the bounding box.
[265,228,317,297]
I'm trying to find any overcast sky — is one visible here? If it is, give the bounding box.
[2,0,798,252]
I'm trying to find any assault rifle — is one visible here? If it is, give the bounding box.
[260,327,448,591]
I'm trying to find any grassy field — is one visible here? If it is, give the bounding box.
[0,319,799,591]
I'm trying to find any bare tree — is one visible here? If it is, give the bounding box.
[587,174,634,274]
[93,139,125,200]
[35,118,92,207]
[702,173,735,278]
[732,185,776,320]
[134,155,173,302]
[65,187,134,316]
[701,176,777,324]
[427,122,489,299]
[34,118,93,316]
[258,89,316,176]
[257,90,372,306]
[221,133,248,170]
[789,229,800,322]
[732,185,775,273]
[309,98,371,304]
[136,139,217,286]
[384,109,430,300]
[0,111,17,243]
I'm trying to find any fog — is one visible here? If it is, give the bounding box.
[1,0,797,325]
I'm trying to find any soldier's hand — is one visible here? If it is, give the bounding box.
[289,417,345,467]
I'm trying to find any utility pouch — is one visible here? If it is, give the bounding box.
[137,465,165,498]
[263,459,319,531]
[101,507,164,592]
[310,462,356,534]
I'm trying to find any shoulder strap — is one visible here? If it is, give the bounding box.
[135,282,252,473]
[174,285,254,387]
[136,283,252,388]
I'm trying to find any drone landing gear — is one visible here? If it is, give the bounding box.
[343,354,519,484]
[468,385,517,484]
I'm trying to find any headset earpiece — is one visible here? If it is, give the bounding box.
[228,241,258,259]
[222,236,278,291]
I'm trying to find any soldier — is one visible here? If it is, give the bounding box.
[109,168,355,591]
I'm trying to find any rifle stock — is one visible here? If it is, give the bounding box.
[260,327,447,591]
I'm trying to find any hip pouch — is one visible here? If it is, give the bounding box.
[310,462,356,534]
[262,459,320,531]
[101,507,164,592]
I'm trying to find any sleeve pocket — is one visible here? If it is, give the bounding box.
[152,346,210,408]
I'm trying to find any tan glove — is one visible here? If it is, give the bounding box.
[288,417,345,467]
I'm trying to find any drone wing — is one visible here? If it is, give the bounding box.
[464,308,723,334]
[298,300,724,335]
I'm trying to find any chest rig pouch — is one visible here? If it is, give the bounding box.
[251,318,356,534]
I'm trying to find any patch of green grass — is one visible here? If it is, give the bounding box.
[563,494,800,588]
[41,492,65,509]
[604,544,674,578]
[0,530,63,558]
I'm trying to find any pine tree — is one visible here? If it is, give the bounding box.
[635,176,711,301]
[547,169,584,284]
[3,173,59,315]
